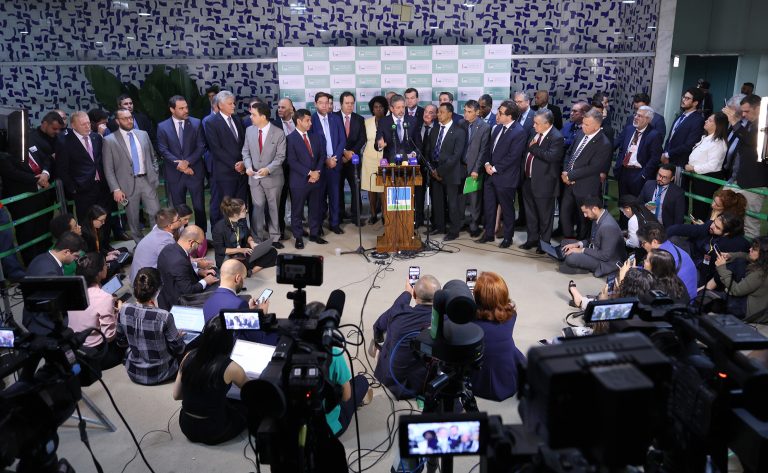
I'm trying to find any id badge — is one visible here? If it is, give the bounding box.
[702,254,711,266]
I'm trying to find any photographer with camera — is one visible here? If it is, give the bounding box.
[369,274,441,399]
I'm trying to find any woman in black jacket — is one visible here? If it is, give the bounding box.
[211,197,277,276]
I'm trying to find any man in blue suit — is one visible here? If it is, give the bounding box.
[157,95,207,231]
[203,91,247,224]
[476,100,528,248]
[514,92,535,138]
[613,105,663,198]
[311,92,346,234]
[287,109,327,249]
[662,87,705,174]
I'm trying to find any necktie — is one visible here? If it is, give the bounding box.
[396,119,403,142]
[227,116,238,140]
[303,133,313,157]
[132,118,140,131]
[344,115,350,138]
[322,116,333,156]
[258,129,263,154]
[83,135,100,181]
[177,120,184,145]
[566,134,590,172]
[433,125,445,160]
[621,129,641,166]
[493,125,507,153]
[423,125,431,141]
[468,122,473,144]
[283,120,295,135]
[128,131,141,175]
[654,185,666,219]
[670,113,687,138]
[525,134,543,178]
[28,153,42,175]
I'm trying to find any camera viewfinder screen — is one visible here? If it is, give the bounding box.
[591,302,634,321]
[406,420,481,456]
[0,328,14,348]
[222,312,261,330]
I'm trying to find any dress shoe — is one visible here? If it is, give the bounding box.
[443,232,459,241]
[295,239,305,249]
[318,228,325,237]
[330,226,344,235]
[475,236,495,244]
[536,248,545,255]
[499,239,512,248]
[271,241,284,249]
[469,229,482,238]
[309,236,328,244]
[519,241,537,250]
[430,228,446,235]
[368,215,379,225]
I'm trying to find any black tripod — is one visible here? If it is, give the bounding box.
[341,154,372,262]
[409,137,452,254]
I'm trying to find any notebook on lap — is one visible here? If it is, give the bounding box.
[248,239,276,264]
[171,305,205,344]
[541,241,566,261]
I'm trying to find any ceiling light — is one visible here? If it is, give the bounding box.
[19,30,28,35]
[111,1,129,9]
[542,26,553,30]
[138,12,151,17]
[228,37,238,41]
[95,41,104,45]
[126,35,136,40]
[614,30,622,35]
[463,2,476,7]
[647,26,657,29]
[627,35,635,39]
[317,28,327,32]
[622,0,636,3]
[430,25,439,29]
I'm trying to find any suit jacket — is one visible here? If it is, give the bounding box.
[563,130,612,198]
[533,103,563,130]
[487,121,528,189]
[156,117,206,186]
[463,119,491,174]
[103,129,159,197]
[203,112,247,182]
[639,181,685,227]
[55,130,105,195]
[581,211,626,277]
[108,111,155,147]
[483,112,497,127]
[285,130,326,189]
[0,141,52,196]
[406,105,424,130]
[374,114,418,163]
[425,121,467,185]
[130,225,175,283]
[242,123,286,190]
[518,109,535,138]
[613,125,663,180]
[157,243,205,310]
[664,111,705,166]
[732,120,768,189]
[22,251,66,335]
[334,111,367,156]
[310,112,346,162]
[621,114,667,142]
[524,126,565,198]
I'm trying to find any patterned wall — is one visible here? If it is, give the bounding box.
[0,0,660,131]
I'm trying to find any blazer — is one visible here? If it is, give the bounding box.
[130,225,176,283]
[22,251,65,335]
[613,124,663,180]
[639,181,685,227]
[524,126,565,198]
[406,105,424,130]
[425,121,467,185]
[732,120,768,190]
[487,121,528,189]
[517,109,535,139]
[157,243,205,310]
[310,112,346,160]
[563,130,612,198]
[202,288,279,345]
[334,111,367,156]
[483,112,497,127]
[203,112,246,182]
[0,143,52,196]
[108,111,153,139]
[285,130,326,189]
[242,123,286,190]
[55,130,105,195]
[621,114,667,142]
[156,117,206,186]
[102,129,160,197]
[463,118,491,174]
[664,111,705,166]
[374,114,418,163]
[581,211,627,277]
[533,103,563,130]
[469,317,525,402]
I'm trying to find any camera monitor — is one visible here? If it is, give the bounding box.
[0,327,14,348]
[399,413,487,457]
[221,310,263,330]
[583,298,638,324]
[276,254,323,287]
[20,276,89,313]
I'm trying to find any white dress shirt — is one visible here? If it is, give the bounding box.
[119,128,146,174]
[687,134,727,175]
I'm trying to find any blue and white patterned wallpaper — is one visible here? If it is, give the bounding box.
[0,0,660,131]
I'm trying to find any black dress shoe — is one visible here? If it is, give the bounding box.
[536,248,545,255]
[519,241,537,250]
[295,239,305,249]
[469,229,482,238]
[330,226,344,235]
[475,236,495,243]
[318,228,325,237]
[271,241,284,249]
[309,236,328,244]
[514,219,526,228]
[443,232,459,241]
[368,216,379,225]
[430,228,446,235]
[499,239,512,248]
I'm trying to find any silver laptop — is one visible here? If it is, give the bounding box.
[171,305,206,344]
[226,339,277,400]
[540,241,565,261]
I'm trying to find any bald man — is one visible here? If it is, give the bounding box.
[157,225,219,310]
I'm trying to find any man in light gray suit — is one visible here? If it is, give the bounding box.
[461,100,491,238]
[103,108,161,243]
[560,196,625,277]
[243,102,286,249]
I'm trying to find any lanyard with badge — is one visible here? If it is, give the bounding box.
[702,237,718,266]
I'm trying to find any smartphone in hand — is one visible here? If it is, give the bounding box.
[257,288,273,304]
[408,266,420,287]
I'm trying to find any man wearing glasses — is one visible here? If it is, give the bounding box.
[157,225,219,311]
[639,164,685,228]
[661,87,705,185]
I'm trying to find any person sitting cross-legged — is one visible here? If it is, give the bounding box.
[559,196,626,277]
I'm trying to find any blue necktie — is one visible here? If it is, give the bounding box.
[128,131,141,175]
[177,120,184,146]
[654,185,665,219]
[433,126,445,160]
[323,116,333,156]
[396,119,403,142]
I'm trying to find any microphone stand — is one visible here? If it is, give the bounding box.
[408,135,453,254]
[341,154,372,262]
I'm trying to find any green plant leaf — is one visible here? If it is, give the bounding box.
[83,65,124,112]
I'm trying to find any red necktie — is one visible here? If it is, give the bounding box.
[344,115,350,138]
[258,129,263,154]
[622,129,641,166]
[525,134,542,178]
[303,133,313,157]
[28,153,42,175]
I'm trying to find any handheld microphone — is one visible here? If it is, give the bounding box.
[351,153,360,165]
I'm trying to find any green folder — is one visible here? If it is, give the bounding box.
[463,174,483,194]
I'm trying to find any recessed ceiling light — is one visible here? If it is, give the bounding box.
[627,35,635,39]
[19,30,28,34]
[622,0,636,3]
[95,41,104,45]
[126,35,136,40]
[317,28,327,32]
[543,26,553,30]
[430,25,439,29]
[228,37,238,41]
[463,3,476,7]
[647,26,657,29]
[138,12,151,17]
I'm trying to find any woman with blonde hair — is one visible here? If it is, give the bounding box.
[469,271,525,401]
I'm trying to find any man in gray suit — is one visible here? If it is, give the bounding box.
[560,196,625,277]
[103,108,161,243]
[461,100,491,238]
[243,102,286,249]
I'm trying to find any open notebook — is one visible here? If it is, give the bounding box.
[226,339,276,400]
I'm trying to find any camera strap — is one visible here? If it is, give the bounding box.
[76,405,105,473]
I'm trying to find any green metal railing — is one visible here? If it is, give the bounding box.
[0,183,64,260]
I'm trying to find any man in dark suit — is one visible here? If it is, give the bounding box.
[311,92,347,234]
[461,100,491,238]
[204,91,248,224]
[107,94,155,149]
[620,93,666,138]
[478,94,496,127]
[56,110,113,235]
[22,232,84,335]
[286,109,327,249]
[613,105,663,198]
[533,90,563,130]
[157,95,207,231]
[275,98,297,239]
[424,103,467,241]
[404,87,424,130]
[157,225,219,310]
[513,91,536,228]
[661,87,705,179]
[639,164,686,228]
[559,109,613,240]
[476,100,528,248]
[520,109,565,252]
[560,196,626,277]
[438,92,464,123]
[560,101,591,148]
[335,91,367,226]
[375,94,418,163]
[29,111,65,177]
[415,104,438,228]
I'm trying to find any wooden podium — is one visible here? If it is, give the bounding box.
[375,164,423,253]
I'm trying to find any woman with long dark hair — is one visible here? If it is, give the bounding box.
[685,112,729,221]
[644,248,689,303]
[172,316,247,445]
[81,204,129,278]
[618,194,658,249]
[211,196,277,276]
[714,236,768,322]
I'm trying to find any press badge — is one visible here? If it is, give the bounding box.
[702,254,711,265]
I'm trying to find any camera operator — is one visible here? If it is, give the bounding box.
[306,301,372,437]
[369,274,441,399]
[22,231,85,335]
